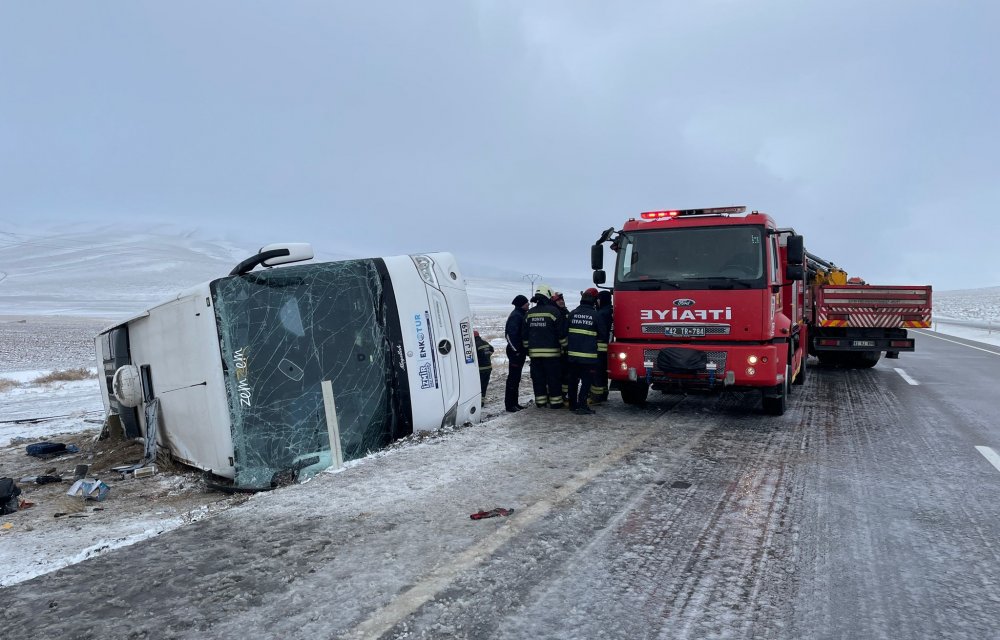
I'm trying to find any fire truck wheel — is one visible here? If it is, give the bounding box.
[762,365,789,416]
[620,382,649,406]
[792,353,807,386]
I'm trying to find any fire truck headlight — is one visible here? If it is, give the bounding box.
[746,367,756,376]
[620,362,628,371]
[747,355,759,365]
[617,352,627,360]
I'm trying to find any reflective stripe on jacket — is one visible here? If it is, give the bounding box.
[475,336,494,371]
[567,302,608,364]
[597,304,613,352]
[523,298,567,358]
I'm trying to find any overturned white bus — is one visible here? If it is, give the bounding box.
[95,245,482,489]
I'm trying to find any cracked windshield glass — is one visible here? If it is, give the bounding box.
[211,259,409,488]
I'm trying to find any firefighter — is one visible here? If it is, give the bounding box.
[474,330,494,402]
[504,295,529,412]
[567,288,608,415]
[522,284,568,409]
[551,291,571,406]
[590,289,613,403]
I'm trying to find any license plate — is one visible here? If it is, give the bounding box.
[667,326,706,337]
[852,340,875,347]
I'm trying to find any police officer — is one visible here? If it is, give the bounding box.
[522,284,568,409]
[504,295,529,412]
[590,289,614,403]
[474,330,494,402]
[567,288,608,414]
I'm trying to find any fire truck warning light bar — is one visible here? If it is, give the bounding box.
[639,206,747,220]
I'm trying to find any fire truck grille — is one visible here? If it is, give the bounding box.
[643,349,728,371]
[640,323,731,335]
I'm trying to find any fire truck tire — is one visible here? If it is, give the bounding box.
[792,352,806,386]
[762,365,789,416]
[620,382,649,406]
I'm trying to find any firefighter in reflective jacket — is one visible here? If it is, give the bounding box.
[590,289,613,403]
[522,284,568,409]
[567,288,608,414]
[474,330,494,402]
[551,291,571,405]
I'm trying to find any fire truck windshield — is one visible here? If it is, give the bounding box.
[615,225,766,289]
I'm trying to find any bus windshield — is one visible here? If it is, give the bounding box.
[211,259,410,489]
[615,225,766,289]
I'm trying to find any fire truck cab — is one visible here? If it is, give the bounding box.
[592,207,807,415]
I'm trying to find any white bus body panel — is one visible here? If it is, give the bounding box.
[381,253,482,431]
[101,284,236,477]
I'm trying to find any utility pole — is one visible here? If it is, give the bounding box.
[522,273,542,298]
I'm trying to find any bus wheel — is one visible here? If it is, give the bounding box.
[621,382,649,406]
[762,365,789,416]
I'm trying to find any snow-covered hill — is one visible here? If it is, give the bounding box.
[0,227,592,317]
[0,225,250,316]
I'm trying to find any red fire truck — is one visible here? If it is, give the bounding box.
[591,206,931,415]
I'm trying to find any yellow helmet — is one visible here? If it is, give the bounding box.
[534,283,553,299]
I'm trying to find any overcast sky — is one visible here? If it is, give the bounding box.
[1,2,997,290]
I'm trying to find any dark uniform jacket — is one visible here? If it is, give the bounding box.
[475,336,494,371]
[567,302,609,364]
[523,298,568,358]
[505,306,527,356]
[596,303,613,353]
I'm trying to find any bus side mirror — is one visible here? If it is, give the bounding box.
[593,270,607,285]
[785,265,805,281]
[591,244,604,270]
[230,243,315,276]
[260,243,314,266]
[786,235,804,265]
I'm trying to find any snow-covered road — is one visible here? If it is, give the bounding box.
[2,329,999,639]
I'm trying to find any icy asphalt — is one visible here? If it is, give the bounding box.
[2,331,999,640]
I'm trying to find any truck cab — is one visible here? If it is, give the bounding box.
[593,207,807,415]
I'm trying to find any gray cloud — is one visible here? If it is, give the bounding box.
[1,1,997,289]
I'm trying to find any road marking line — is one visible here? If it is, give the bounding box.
[894,368,919,385]
[347,426,657,639]
[976,446,1000,474]
[911,329,1000,357]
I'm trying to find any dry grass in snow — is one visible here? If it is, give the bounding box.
[32,368,97,384]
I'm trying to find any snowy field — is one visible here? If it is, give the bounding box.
[934,286,1000,322]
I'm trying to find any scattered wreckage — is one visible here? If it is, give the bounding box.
[95,244,483,490]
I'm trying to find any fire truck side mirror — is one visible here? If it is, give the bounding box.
[785,264,805,281]
[593,270,607,285]
[786,235,805,265]
[591,244,604,270]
